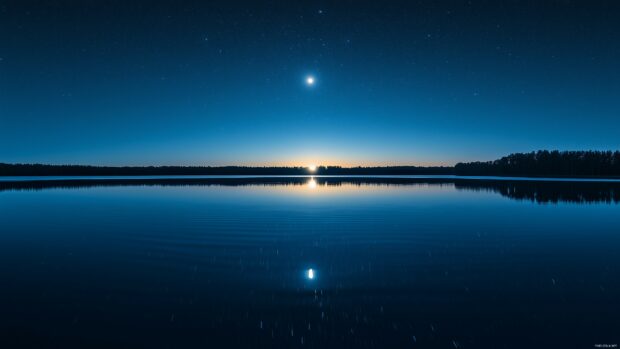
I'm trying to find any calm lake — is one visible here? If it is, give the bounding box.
[1,177,618,348]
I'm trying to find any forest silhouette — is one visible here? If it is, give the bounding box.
[454,150,620,177]
[1,150,620,177]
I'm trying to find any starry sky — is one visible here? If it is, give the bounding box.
[1,1,619,166]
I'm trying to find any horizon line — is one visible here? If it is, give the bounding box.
[1,163,455,168]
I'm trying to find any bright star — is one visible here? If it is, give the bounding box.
[308,164,317,171]
[306,76,315,86]
[307,268,315,279]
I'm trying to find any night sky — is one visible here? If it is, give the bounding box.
[1,1,619,166]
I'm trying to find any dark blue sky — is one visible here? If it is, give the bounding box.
[1,1,619,166]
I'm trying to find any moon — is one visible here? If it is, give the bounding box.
[305,76,315,86]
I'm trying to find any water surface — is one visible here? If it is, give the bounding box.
[0,178,618,348]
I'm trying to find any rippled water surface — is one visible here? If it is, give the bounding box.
[1,178,618,348]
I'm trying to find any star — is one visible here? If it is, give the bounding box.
[305,76,315,86]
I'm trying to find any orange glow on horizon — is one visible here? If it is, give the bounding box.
[212,158,453,168]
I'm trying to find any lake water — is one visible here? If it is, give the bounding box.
[1,177,618,348]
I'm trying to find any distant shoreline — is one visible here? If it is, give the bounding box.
[0,164,454,177]
[3,150,620,178]
[2,174,620,180]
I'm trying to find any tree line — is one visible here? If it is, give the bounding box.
[0,164,453,176]
[2,150,620,177]
[454,150,620,177]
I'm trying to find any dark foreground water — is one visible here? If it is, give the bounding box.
[0,177,618,348]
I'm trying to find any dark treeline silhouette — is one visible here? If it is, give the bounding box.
[0,163,453,176]
[455,150,620,177]
[1,177,618,204]
[2,150,620,177]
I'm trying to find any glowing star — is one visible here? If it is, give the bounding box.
[307,268,315,280]
[306,76,315,86]
[308,164,317,172]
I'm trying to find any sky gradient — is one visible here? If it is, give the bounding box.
[1,1,619,166]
